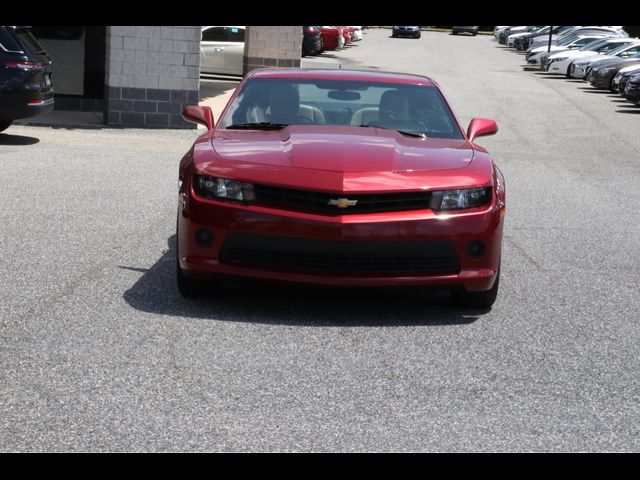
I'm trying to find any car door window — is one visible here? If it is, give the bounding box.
[0,26,23,52]
[202,27,227,42]
[228,27,244,43]
[599,43,626,53]
[620,46,640,57]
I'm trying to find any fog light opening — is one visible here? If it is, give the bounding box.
[195,228,214,247]
[467,240,485,259]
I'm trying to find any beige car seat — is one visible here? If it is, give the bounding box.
[350,107,379,126]
[297,105,326,124]
[261,104,326,124]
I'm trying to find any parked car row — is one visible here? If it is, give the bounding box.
[303,26,364,56]
[200,26,365,77]
[494,26,640,108]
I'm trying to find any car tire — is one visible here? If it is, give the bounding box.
[176,213,206,298]
[0,120,12,133]
[416,33,421,39]
[451,264,500,309]
[176,254,206,298]
[566,63,574,78]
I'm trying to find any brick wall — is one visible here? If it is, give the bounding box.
[104,26,201,128]
[243,26,302,74]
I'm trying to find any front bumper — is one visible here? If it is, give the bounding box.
[545,60,567,74]
[624,83,640,103]
[178,188,505,292]
[455,27,478,34]
[587,70,615,89]
[394,28,420,37]
[303,37,322,54]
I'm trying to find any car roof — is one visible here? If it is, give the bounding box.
[246,68,435,86]
[202,26,245,30]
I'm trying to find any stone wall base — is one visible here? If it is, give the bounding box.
[243,57,301,75]
[104,86,198,129]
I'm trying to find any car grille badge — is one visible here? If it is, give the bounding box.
[328,198,358,208]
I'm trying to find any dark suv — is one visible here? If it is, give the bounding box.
[302,26,322,56]
[0,26,54,132]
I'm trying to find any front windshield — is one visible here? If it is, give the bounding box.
[219,77,465,140]
[555,26,574,34]
[557,28,582,41]
[558,35,579,46]
[578,39,611,51]
[596,42,630,53]
[609,43,640,56]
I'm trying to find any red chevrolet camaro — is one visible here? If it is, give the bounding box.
[178,68,505,308]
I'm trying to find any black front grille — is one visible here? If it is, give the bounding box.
[220,232,460,275]
[253,184,432,215]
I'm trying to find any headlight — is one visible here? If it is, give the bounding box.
[193,175,255,203]
[429,187,492,211]
[598,67,615,75]
[549,57,567,63]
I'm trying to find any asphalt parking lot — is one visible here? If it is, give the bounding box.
[1,29,639,452]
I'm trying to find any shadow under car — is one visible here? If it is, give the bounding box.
[122,235,488,327]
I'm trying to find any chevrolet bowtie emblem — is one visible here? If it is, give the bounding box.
[328,198,358,208]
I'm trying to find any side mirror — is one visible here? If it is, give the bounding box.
[467,118,498,142]
[182,105,214,130]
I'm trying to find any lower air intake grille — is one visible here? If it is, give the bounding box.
[220,233,460,275]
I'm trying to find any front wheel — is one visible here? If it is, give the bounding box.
[176,213,206,297]
[566,63,574,78]
[0,120,12,133]
[451,266,500,309]
[610,78,617,91]
[176,255,206,298]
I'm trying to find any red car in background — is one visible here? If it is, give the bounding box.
[337,26,352,44]
[319,26,344,50]
[178,68,505,308]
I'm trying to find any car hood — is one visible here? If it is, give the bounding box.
[618,64,640,74]
[533,46,568,54]
[593,57,640,70]
[209,126,474,173]
[575,54,616,66]
[553,51,601,60]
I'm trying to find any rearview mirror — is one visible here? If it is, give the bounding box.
[328,90,361,101]
[467,118,498,142]
[182,105,214,130]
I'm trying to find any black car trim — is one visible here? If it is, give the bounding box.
[220,232,460,275]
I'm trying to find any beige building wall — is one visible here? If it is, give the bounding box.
[243,26,302,74]
[104,26,201,128]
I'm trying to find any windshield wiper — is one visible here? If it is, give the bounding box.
[360,124,428,138]
[226,122,289,130]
